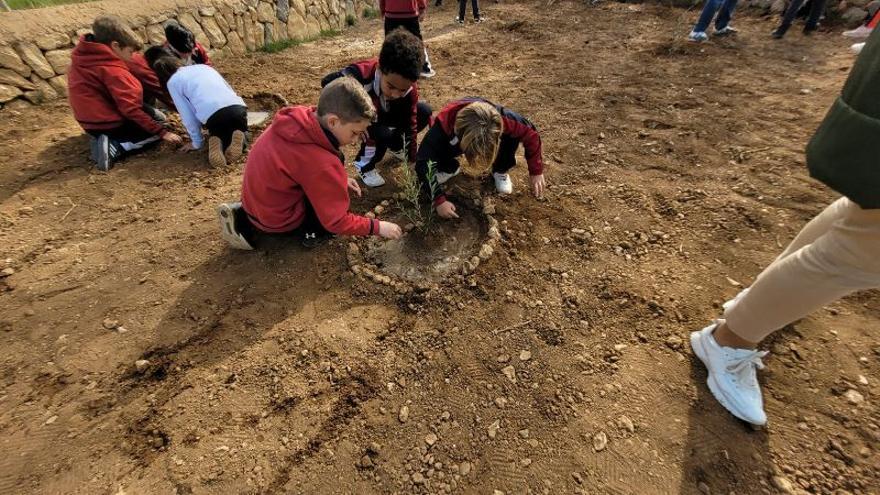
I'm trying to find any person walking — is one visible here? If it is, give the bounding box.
[690,32,880,425]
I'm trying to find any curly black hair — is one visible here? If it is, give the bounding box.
[378,28,424,82]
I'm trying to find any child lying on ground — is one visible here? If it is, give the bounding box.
[217,77,403,250]
[321,28,432,188]
[68,15,182,171]
[151,55,247,167]
[415,97,546,219]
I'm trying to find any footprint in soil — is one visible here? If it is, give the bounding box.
[362,203,487,284]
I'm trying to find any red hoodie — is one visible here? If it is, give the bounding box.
[241,106,379,236]
[67,35,166,136]
[125,53,175,110]
[380,0,426,18]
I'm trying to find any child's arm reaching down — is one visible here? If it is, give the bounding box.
[301,164,402,239]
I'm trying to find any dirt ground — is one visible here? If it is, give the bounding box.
[1,1,878,493]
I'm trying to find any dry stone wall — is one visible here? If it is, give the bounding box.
[0,0,375,110]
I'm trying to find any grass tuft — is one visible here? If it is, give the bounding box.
[261,29,340,53]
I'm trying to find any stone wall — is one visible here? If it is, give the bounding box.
[0,0,375,110]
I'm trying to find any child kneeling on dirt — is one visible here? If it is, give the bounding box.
[416,97,546,219]
[216,78,404,250]
[320,28,433,188]
[68,15,183,171]
[151,55,247,167]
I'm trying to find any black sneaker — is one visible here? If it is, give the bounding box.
[771,28,786,39]
[90,134,123,172]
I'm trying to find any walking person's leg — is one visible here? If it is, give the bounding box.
[773,0,806,38]
[692,198,880,425]
[472,0,481,20]
[690,0,722,40]
[803,0,826,32]
[457,0,467,21]
[713,0,739,32]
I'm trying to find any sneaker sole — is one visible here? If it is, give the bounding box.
[216,204,254,250]
[208,136,227,168]
[690,330,767,426]
[225,130,246,164]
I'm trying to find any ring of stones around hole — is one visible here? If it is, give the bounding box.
[345,191,503,293]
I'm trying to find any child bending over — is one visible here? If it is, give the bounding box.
[415,97,546,219]
[217,78,403,250]
[68,15,182,171]
[321,28,432,187]
[151,55,247,167]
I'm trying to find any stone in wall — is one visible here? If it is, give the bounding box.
[14,42,55,79]
[277,0,291,22]
[226,31,247,55]
[44,49,72,75]
[35,33,71,51]
[275,16,288,39]
[23,90,45,104]
[29,74,59,100]
[238,14,255,51]
[146,24,166,45]
[0,45,32,78]
[178,12,212,49]
[305,16,321,37]
[0,83,23,103]
[213,8,231,32]
[288,11,309,39]
[842,6,868,24]
[252,12,266,47]
[199,6,217,16]
[48,75,67,96]
[265,22,276,44]
[219,5,236,28]
[317,13,330,31]
[0,69,36,90]
[257,1,276,22]
[200,16,229,47]
[291,0,306,16]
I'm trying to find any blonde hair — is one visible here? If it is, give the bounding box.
[92,15,143,50]
[317,77,377,123]
[454,101,503,173]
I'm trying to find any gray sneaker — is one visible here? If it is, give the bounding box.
[90,134,123,172]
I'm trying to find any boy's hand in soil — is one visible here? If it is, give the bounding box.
[435,201,459,219]
[347,177,362,198]
[162,132,183,145]
[179,142,197,152]
[379,221,403,239]
[531,174,546,198]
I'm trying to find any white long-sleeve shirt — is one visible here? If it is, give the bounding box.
[167,64,246,149]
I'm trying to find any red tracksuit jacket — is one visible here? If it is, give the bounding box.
[321,59,420,160]
[125,53,176,110]
[380,0,426,18]
[240,106,380,236]
[67,35,166,136]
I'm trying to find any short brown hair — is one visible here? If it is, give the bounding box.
[454,101,503,172]
[92,15,143,50]
[317,77,377,123]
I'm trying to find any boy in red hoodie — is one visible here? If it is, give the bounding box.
[68,16,182,171]
[380,0,435,77]
[321,28,432,188]
[217,77,403,250]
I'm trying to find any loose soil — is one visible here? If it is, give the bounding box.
[1,1,879,494]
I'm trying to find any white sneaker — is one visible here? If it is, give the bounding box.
[843,25,873,39]
[436,167,460,184]
[493,172,513,194]
[690,323,769,425]
[217,202,254,250]
[688,31,709,42]
[722,287,751,312]
[714,25,738,36]
[851,42,866,54]
[360,169,386,187]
